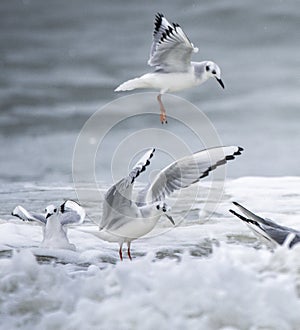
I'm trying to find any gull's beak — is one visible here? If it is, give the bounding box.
[165,214,175,226]
[216,78,225,89]
[46,213,51,219]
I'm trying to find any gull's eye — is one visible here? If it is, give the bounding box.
[54,208,57,212]
[206,65,210,72]
[156,205,160,210]
[212,70,216,75]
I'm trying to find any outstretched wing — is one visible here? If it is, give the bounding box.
[229,202,300,247]
[148,13,198,73]
[60,200,86,226]
[100,148,155,230]
[140,146,243,204]
[11,205,47,224]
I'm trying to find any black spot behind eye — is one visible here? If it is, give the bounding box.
[206,65,210,72]
[212,70,216,75]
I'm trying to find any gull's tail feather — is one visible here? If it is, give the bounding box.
[115,77,149,92]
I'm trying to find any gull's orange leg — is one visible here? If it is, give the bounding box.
[157,94,167,124]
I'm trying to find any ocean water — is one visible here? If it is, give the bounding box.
[2,178,300,329]
[1,0,300,329]
[1,0,300,182]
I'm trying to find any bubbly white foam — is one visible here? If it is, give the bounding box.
[1,177,300,329]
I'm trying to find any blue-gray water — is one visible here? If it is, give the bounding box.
[1,0,300,184]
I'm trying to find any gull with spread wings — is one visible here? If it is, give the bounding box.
[12,200,86,250]
[90,146,243,260]
[115,13,224,123]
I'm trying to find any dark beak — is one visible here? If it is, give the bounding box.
[46,213,51,219]
[216,78,225,89]
[165,214,175,226]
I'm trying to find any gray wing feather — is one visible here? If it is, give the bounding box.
[232,202,299,233]
[264,227,300,246]
[100,148,155,229]
[148,13,198,72]
[60,211,83,226]
[142,146,243,204]
[230,202,300,247]
[149,13,172,58]
[232,202,279,227]
[60,212,81,225]
[11,205,46,224]
[60,200,86,226]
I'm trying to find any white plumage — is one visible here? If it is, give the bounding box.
[12,200,86,250]
[88,146,243,260]
[115,13,224,123]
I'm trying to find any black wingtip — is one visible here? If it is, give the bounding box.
[156,12,164,18]
[227,146,243,158]
[229,209,246,221]
[60,200,67,213]
[11,210,24,221]
[233,146,244,156]
[130,148,156,185]
[229,209,258,226]
[232,201,240,206]
[159,25,176,44]
[150,148,155,158]
[235,146,244,155]
[154,13,164,36]
[198,146,243,181]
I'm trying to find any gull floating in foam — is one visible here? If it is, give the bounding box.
[12,200,86,250]
[229,202,300,248]
[115,13,224,124]
[89,146,243,260]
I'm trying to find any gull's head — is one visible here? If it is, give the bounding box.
[205,61,225,89]
[156,202,175,225]
[156,202,171,213]
[45,205,59,219]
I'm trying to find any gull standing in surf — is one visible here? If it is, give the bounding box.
[115,13,225,124]
[12,200,86,250]
[229,202,300,248]
[90,146,243,260]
